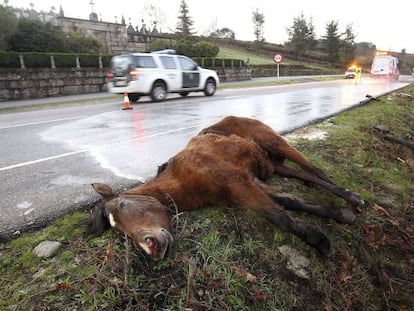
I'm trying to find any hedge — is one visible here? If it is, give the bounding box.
[194,57,246,68]
[0,51,21,68]
[0,51,243,69]
[0,52,112,68]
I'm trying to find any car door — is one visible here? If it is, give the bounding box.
[159,56,181,91]
[178,56,200,88]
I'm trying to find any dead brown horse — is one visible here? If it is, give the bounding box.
[91,116,363,260]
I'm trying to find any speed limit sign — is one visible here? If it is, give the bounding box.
[273,53,284,82]
[273,53,284,64]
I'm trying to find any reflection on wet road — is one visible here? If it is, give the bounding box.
[40,78,409,180]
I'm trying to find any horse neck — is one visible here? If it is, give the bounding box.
[123,178,183,211]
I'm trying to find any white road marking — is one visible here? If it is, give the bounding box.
[0,124,202,172]
[0,150,88,172]
[0,116,87,130]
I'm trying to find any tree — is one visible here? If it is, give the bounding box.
[140,4,167,32]
[286,13,316,62]
[354,42,376,56]
[64,32,101,53]
[8,18,66,52]
[8,18,101,53]
[0,4,18,50]
[252,8,265,43]
[175,0,194,37]
[209,27,236,40]
[322,21,341,65]
[341,24,356,66]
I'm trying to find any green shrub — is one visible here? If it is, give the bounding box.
[0,51,20,68]
[78,54,100,67]
[250,63,339,77]
[101,55,112,67]
[23,52,51,67]
[0,51,113,68]
[53,53,77,67]
[147,39,174,52]
[194,57,246,68]
[148,39,220,58]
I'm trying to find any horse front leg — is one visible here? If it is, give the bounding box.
[228,182,332,257]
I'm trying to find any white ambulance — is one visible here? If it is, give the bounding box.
[370,52,400,80]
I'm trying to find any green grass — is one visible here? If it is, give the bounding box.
[217,45,275,65]
[217,43,333,70]
[1,85,413,310]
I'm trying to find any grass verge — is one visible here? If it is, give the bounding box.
[1,85,413,310]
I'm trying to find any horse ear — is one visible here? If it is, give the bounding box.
[92,183,116,201]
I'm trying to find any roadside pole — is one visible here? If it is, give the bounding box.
[273,53,284,82]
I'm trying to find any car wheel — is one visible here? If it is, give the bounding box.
[150,81,167,102]
[203,78,216,96]
[179,92,189,97]
[128,93,140,102]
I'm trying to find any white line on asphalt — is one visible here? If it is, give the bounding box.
[0,116,87,130]
[0,124,203,172]
[0,150,88,172]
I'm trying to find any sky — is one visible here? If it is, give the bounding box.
[6,0,414,54]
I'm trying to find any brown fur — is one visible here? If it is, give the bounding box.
[91,116,362,260]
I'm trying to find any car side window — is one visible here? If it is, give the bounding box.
[160,56,177,69]
[178,56,197,71]
[135,56,157,68]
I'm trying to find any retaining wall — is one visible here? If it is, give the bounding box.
[0,67,251,101]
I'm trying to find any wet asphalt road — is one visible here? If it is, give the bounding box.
[0,75,412,240]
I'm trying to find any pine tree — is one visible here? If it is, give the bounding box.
[286,13,316,62]
[175,0,193,37]
[323,21,341,65]
[252,8,265,43]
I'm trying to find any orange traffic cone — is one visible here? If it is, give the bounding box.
[122,92,133,110]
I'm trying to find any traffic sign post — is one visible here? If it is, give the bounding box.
[272,53,284,82]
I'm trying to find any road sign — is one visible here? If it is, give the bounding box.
[273,53,284,82]
[273,53,284,64]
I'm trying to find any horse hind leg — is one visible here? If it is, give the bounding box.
[271,163,364,207]
[265,139,336,185]
[267,192,356,224]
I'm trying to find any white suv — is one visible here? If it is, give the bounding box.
[106,51,219,102]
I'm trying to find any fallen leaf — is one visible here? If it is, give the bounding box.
[56,281,72,291]
[372,203,399,226]
[362,224,383,248]
[105,243,115,264]
[251,291,267,301]
[232,266,257,283]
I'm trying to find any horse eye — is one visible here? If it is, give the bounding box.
[119,201,126,209]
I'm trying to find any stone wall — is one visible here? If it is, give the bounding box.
[56,17,167,55]
[0,68,107,101]
[214,67,252,82]
[0,67,251,102]
[57,17,130,55]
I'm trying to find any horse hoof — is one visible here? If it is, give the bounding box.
[337,208,356,224]
[349,192,364,207]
